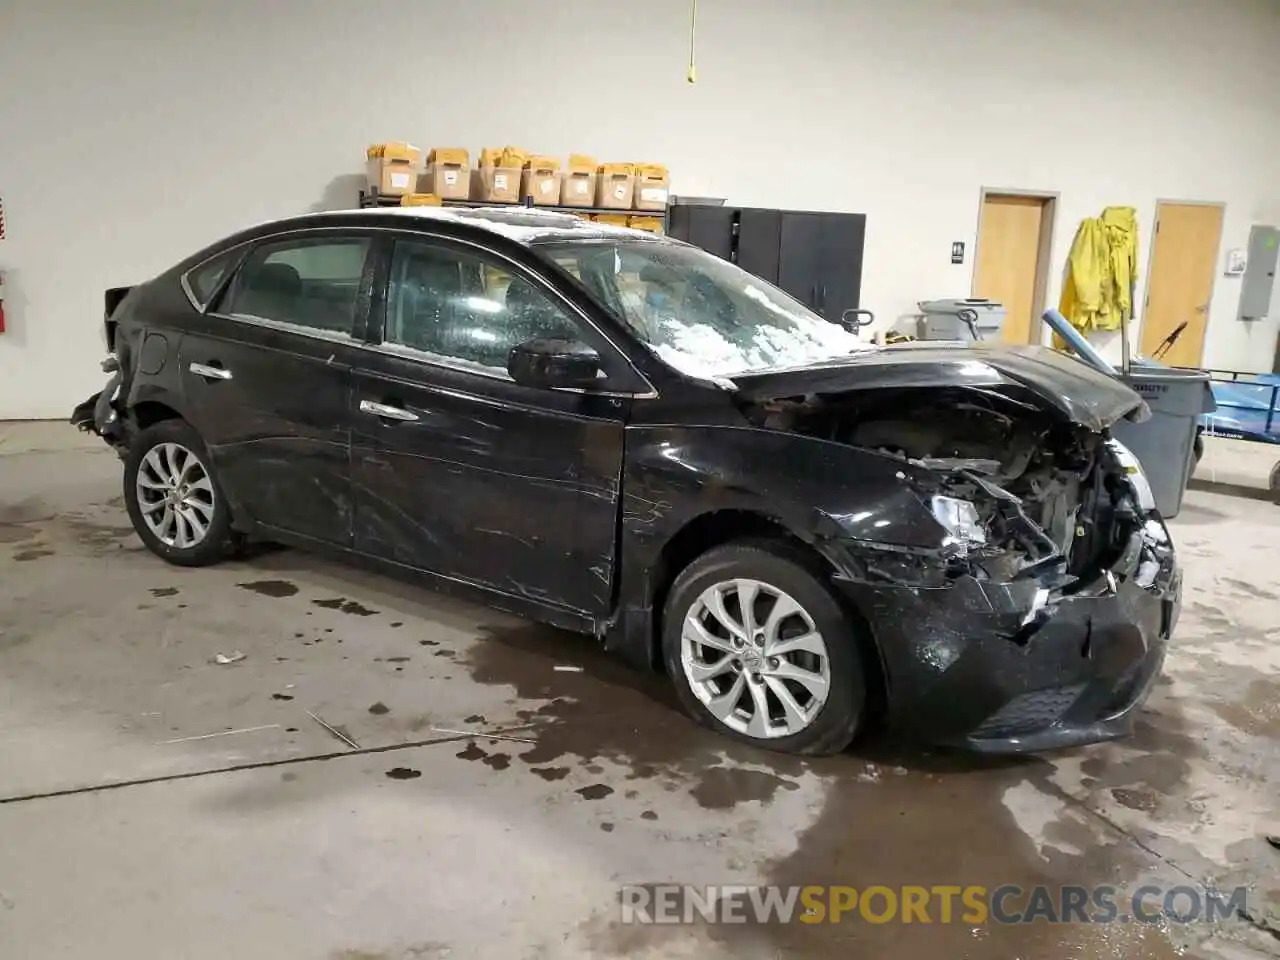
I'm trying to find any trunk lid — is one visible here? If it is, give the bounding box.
[728,341,1148,431]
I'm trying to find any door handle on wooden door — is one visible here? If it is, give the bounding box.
[359,399,419,422]
[189,362,233,381]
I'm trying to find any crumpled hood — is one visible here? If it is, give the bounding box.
[727,341,1148,431]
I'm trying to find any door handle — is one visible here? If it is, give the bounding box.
[189,362,232,381]
[359,399,419,422]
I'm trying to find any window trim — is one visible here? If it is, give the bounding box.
[208,233,375,340]
[184,224,658,399]
[374,231,657,399]
[180,245,252,312]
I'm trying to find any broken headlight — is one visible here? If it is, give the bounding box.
[1105,439,1157,514]
[931,495,988,547]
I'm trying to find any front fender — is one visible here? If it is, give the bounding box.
[604,424,949,668]
[621,424,943,563]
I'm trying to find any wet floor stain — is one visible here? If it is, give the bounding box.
[689,767,802,811]
[464,714,484,724]
[0,523,37,544]
[385,656,410,664]
[149,587,179,597]
[1209,677,1280,739]
[640,810,659,821]
[237,580,298,598]
[462,622,808,806]
[389,621,403,628]
[312,597,380,616]
[368,702,391,715]
[64,518,137,549]
[482,753,511,771]
[385,768,422,781]
[463,625,1194,959]
[419,639,439,647]
[456,743,486,762]
[1222,577,1279,601]
[12,548,54,562]
[271,693,294,702]
[599,822,615,833]
[1111,787,1160,812]
[531,766,570,782]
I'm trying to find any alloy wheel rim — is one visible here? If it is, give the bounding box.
[136,442,216,549]
[680,578,831,739]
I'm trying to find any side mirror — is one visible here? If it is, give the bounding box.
[508,337,602,390]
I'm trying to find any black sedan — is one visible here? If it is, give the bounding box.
[72,207,1181,755]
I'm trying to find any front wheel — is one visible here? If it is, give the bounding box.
[123,419,234,567]
[662,542,867,756]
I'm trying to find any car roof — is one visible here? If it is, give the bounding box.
[289,205,667,246]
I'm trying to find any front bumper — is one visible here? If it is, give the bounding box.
[836,517,1181,753]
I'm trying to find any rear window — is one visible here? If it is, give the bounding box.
[185,250,239,308]
[220,237,370,337]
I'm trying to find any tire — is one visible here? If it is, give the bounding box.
[123,419,234,567]
[662,540,867,756]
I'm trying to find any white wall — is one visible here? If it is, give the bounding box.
[2,0,1279,419]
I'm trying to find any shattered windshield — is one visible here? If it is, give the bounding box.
[535,238,873,379]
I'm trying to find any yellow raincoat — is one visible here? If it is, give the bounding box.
[1056,206,1138,340]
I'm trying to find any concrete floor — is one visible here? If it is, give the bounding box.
[1,422,1277,960]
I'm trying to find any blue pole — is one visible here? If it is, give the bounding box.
[1041,310,1116,377]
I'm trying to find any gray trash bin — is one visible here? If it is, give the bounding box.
[917,298,1007,341]
[1110,365,1216,519]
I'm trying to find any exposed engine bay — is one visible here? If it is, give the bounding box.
[743,385,1150,588]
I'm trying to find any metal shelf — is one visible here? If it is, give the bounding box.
[357,190,667,221]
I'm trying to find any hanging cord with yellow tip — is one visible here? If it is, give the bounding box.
[687,0,698,83]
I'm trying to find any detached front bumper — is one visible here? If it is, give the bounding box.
[835,517,1181,753]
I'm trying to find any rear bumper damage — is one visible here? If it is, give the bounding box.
[70,361,126,448]
[832,510,1180,754]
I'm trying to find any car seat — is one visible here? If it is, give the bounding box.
[238,262,302,323]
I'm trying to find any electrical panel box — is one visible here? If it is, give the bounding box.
[1237,225,1279,322]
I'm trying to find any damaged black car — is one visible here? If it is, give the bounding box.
[71,207,1181,756]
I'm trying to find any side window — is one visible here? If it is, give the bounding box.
[222,236,370,336]
[184,249,239,308]
[385,240,585,373]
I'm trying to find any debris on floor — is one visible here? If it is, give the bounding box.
[553,665,583,673]
[212,651,246,665]
[430,726,535,745]
[306,709,359,749]
[159,724,280,744]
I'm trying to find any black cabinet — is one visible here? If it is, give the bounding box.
[668,205,867,321]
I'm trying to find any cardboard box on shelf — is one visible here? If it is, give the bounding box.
[633,164,670,211]
[560,173,596,207]
[596,164,635,209]
[401,193,442,207]
[472,165,521,203]
[366,142,422,196]
[628,216,664,233]
[521,155,562,205]
[422,147,470,200]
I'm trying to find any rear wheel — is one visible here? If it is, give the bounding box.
[123,419,234,567]
[662,541,867,756]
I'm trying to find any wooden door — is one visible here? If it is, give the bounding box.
[973,195,1048,344]
[1139,202,1224,368]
